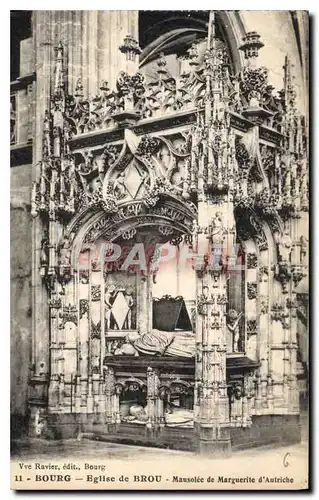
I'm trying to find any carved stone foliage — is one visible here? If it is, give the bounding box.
[258,266,269,282]
[259,296,269,314]
[247,252,258,269]
[61,304,78,326]
[159,380,193,400]
[274,263,291,294]
[136,135,160,156]
[85,129,200,212]
[291,265,304,287]
[66,79,118,134]
[255,187,278,217]
[271,303,289,329]
[246,318,258,338]
[247,282,257,300]
[236,32,285,129]
[49,297,62,313]
[91,320,101,339]
[80,197,195,247]
[60,35,232,133]
[239,67,268,108]
[91,285,101,302]
[104,366,115,395]
[32,36,307,245]
[79,299,89,319]
[235,140,251,176]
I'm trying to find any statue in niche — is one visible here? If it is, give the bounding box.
[123,287,134,330]
[226,309,243,353]
[277,229,292,264]
[40,237,49,267]
[59,235,72,267]
[113,172,127,199]
[104,284,116,330]
[79,300,89,364]
[210,212,224,245]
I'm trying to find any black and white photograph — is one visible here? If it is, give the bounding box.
[10,9,309,490]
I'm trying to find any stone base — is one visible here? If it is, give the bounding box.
[198,425,231,456]
[45,413,82,440]
[39,412,301,454]
[230,414,301,451]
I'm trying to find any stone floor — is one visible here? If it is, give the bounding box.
[11,435,308,461]
[12,411,309,461]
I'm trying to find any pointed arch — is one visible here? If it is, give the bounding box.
[139,10,246,73]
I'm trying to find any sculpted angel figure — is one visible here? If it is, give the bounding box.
[226,309,243,353]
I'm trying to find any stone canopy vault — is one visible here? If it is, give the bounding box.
[28,11,308,454]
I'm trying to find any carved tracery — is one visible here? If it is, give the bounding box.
[30,11,307,444]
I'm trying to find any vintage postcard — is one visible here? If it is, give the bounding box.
[10,9,309,490]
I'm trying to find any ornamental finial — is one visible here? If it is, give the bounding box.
[119,34,141,62]
[239,31,264,64]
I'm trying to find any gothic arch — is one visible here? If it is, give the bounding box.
[139,10,245,73]
[61,193,196,280]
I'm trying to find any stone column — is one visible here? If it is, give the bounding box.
[146,367,160,432]
[98,376,106,422]
[196,200,234,455]
[288,216,303,414]
[87,375,94,413]
[270,225,293,413]
[104,366,115,426]
[137,275,149,334]
[31,9,89,428]
[30,11,53,420]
